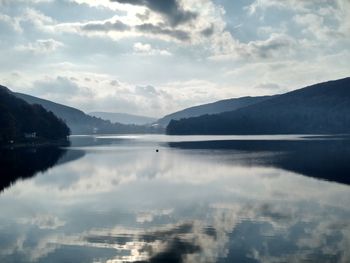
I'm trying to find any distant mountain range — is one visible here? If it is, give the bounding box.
[13,91,161,135]
[157,95,274,127]
[4,77,349,137]
[167,77,350,135]
[89,112,157,125]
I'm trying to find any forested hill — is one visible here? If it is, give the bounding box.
[157,95,274,127]
[167,77,350,135]
[0,85,70,144]
[15,92,161,135]
[15,92,113,134]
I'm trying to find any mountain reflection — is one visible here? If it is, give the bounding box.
[168,138,350,185]
[0,135,349,263]
[0,146,85,192]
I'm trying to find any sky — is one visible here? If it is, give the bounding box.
[0,0,349,117]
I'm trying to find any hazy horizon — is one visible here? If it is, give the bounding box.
[1,0,350,117]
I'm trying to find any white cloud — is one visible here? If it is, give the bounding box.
[21,7,56,32]
[18,214,65,230]
[133,42,171,56]
[0,0,349,117]
[248,0,350,41]
[0,13,22,32]
[0,6,57,34]
[246,0,336,14]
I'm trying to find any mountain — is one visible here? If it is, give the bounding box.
[167,77,350,135]
[157,95,274,127]
[15,92,161,135]
[0,86,70,144]
[89,112,157,125]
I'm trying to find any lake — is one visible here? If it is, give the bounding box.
[0,135,349,263]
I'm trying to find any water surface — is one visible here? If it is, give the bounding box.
[0,135,349,263]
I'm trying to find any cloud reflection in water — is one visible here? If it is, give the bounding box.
[0,135,349,263]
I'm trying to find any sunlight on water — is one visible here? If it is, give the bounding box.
[95,134,316,142]
[0,135,349,263]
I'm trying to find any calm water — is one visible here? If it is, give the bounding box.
[0,135,349,263]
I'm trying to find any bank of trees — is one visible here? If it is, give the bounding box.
[0,86,70,144]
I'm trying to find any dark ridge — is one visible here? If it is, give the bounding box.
[157,95,275,127]
[0,86,70,145]
[167,77,350,135]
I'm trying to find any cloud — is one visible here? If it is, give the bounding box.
[246,0,335,14]
[79,19,190,41]
[135,85,159,97]
[245,34,296,59]
[0,0,349,118]
[136,209,173,223]
[246,0,350,41]
[211,33,296,61]
[9,70,238,117]
[294,13,345,41]
[110,0,198,27]
[0,6,57,34]
[200,24,215,37]
[135,22,190,41]
[21,7,56,32]
[18,214,65,230]
[32,76,81,97]
[254,83,281,92]
[0,13,22,33]
[0,0,52,4]
[133,42,171,56]
[44,0,224,46]
[15,39,64,54]
[82,20,130,32]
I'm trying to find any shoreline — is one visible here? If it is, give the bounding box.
[0,139,70,150]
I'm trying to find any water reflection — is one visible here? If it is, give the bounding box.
[168,138,350,185]
[0,146,86,193]
[0,135,349,263]
[0,147,62,192]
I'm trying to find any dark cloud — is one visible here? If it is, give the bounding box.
[82,20,130,32]
[200,24,215,37]
[254,38,293,58]
[136,10,151,21]
[81,19,190,41]
[135,23,190,41]
[111,0,197,27]
[233,34,295,59]
[110,80,120,86]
